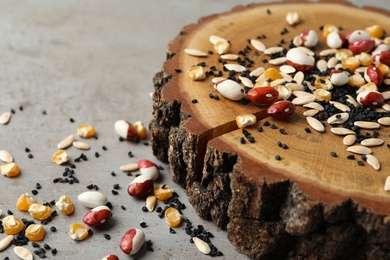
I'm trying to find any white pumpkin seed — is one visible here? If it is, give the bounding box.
[292,95,315,105]
[193,237,211,255]
[57,134,75,149]
[303,102,324,111]
[293,71,304,85]
[327,113,349,124]
[366,154,380,170]
[334,63,343,70]
[250,39,266,52]
[119,163,139,172]
[382,103,390,111]
[353,121,380,129]
[319,48,337,57]
[0,235,13,252]
[220,54,239,60]
[330,127,355,135]
[316,59,328,72]
[382,91,390,100]
[211,77,227,84]
[303,109,319,117]
[73,141,90,150]
[184,48,208,57]
[280,72,293,82]
[270,78,286,87]
[249,67,265,77]
[346,145,372,155]
[239,76,254,88]
[216,79,245,101]
[146,195,157,212]
[378,117,390,126]
[209,35,228,44]
[14,246,33,260]
[269,57,286,65]
[306,116,325,132]
[224,63,246,72]
[279,65,296,74]
[0,150,13,163]
[327,57,339,68]
[264,46,284,55]
[0,112,11,125]
[384,78,390,85]
[329,101,351,112]
[274,85,292,100]
[285,83,304,91]
[384,176,390,191]
[355,66,367,73]
[292,91,314,97]
[361,138,384,147]
[343,135,356,146]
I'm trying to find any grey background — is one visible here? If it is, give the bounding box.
[0,0,388,259]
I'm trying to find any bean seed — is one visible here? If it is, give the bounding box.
[138,159,160,180]
[215,79,245,101]
[78,191,108,208]
[120,228,145,255]
[128,175,153,197]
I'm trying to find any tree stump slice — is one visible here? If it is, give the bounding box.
[150,1,390,258]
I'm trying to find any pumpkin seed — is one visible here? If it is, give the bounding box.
[250,39,266,52]
[353,121,380,129]
[329,101,351,112]
[327,113,349,124]
[384,176,390,191]
[14,246,33,260]
[73,141,90,150]
[316,59,328,72]
[209,35,228,44]
[0,150,13,163]
[269,57,286,65]
[264,46,284,55]
[224,63,246,72]
[306,116,325,132]
[303,109,319,117]
[279,65,296,74]
[319,48,337,56]
[193,237,211,255]
[239,76,254,88]
[378,117,390,126]
[366,154,380,170]
[343,135,357,146]
[184,48,208,57]
[119,163,139,172]
[0,112,11,125]
[303,102,324,111]
[298,46,315,56]
[345,94,359,107]
[292,95,315,105]
[220,54,239,60]
[327,57,339,68]
[285,83,304,91]
[249,67,265,77]
[382,91,390,100]
[270,78,286,87]
[293,71,304,84]
[331,127,356,135]
[57,134,75,149]
[360,138,384,147]
[0,235,13,252]
[346,145,372,155]
[382,104,390,111]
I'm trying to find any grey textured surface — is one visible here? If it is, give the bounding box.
[0,0,388,259]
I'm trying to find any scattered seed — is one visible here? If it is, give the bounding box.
[0,235,13,252]
[292,95,315,105]
[73,141,90,150]
[57,135,75,149]
[329,101,351,112]
[220,54,239,60]
[306,117,325,132]
[347,145,372,155]
[330,151,338,158]
[366,154,380,170]
[14,246,33,260]
[327,113,349,125]
[275,155,281,160]
[361,138,384,147]
[193,237,211,255]
[224,63,246,72]
[269,57,287,65]
[378,117,390,126]
[330,127,356,136]
[264,46,283,55]
[184,48,208,57]
[353,121,381,129]
[343,135,357,146]
[0,112,11,125]
[119,163,139,172]
[0,150,13,163]
[384,176,390,191]
[250,39,266,52]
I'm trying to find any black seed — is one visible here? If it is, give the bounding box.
[43,244,51,250]
[32,242,40,248]
[263,121,270,126]
[50,226,57,232]
[347,155,355,160]
[31,190,38,195]
[88,229,93,236]
[281,144,288,149]
[304,127,312,133]
[256,126,263,132]
[69,118,75,123]
[175,69,182,73]
[330,151,338,158]
[25,147,30,153]
[51,248,57,255]
[106,202,113,209]
[213,95,220,100]
[36,183,42,190]
[111,171,116,176]
[28,153,33,159]
[140,222,147,228]
[142,206,148,212]
[95,152,100,158]
[169,227,176,234]
[121,205,126,210]
[240,137,246,144]
[357,160,364,166]
[191,99,198,103]
[111,190,118,195]
[7,209,13,215]
[275,155,281,160]
[86,184,94,190]
[103,234,111,240]
[279,129,287,135]
[156,207,162,213]
[270,124,277,129]
[267,8,271,14]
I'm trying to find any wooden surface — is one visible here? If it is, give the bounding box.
[151,1,390,258]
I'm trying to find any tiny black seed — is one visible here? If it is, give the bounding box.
[304,127,312,133]
[191,99,198,103]
[51,248,57,255]
[7,210,13,215]
[347,155,355,160]
[240,137,246,144]
[31,190,38,195]
[357,161,365,166]
[270,124,277,129]
[28,153,33,159]
[103,234,111,240]
[263,121,270,126]
[330,151,338,158]
[36,183,42,189]
[69,118,75,123]
[25,147,30,153]
[32,242,40,248]
[140,222,147,228]
[275,155,281,160]
[142,206,148,212]
[111,190,118,195]
[121,205,126,210]
[169,227,176,234]
[267,9,271,14]
[50,226,57,232]
[43,244,51,250]
[279,129,287,135]
[95,152,100,158]
[111,171,116,176]
[256,126,263,132]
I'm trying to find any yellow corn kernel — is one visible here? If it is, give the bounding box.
[263,68,282,81]
[213,40,230,55]
[56,195,74,215]
[365,24,384,39]
[52,150,69,165]
[16,193,36,211]
[187,66,206,81]
[28,203,53,221]
[322,24,339,38]
[335,49,353,61]
[153,184,173,201]
[384,37,390,46]
[1,162,20,177]
[313,89,332,102]
[25,224,45,241]
[348,74,366,88]
[342,56,360,71]
[377,63,390,76]
[77,124,95,138]
[133,121,147,140]
[314,76,333,90]
[358,52,372,67]
[69,222,89,241]
[2,215,24,235]
[165,207,182,227]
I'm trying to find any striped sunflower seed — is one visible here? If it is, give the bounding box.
[0,112,11,125]
[353,121,380,129]
[250,39,266,52]
[366,154,380,170]
[306,116,325,132]
[184,48,208,57]
[360,138,384,147]
[331,127,355,136]
[346,145,372,155]
[0,150,13,163]
[343,134,356,146]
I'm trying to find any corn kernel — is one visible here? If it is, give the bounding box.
[153,184,173,201]
[165,207,182,227]
[322,24,339,38]
[377,63,390,76]
[213,40,230,55]
[365,24,384,39]
[69,222,89,241]
[133,121,147,140]
[348,74,366,88]
[313,89,332,102]
[52,150,69,165]
[314,76,333,90]
[56,195,75,215]
[0,162,20,177]
[263,68,282,81]
[2,215,24,235]
[358,52,372,66]
[335,49,353,61]
[28,203,53,221]
[384,37,390,46]
[187,66,206,81]
[77,124,95,138]
[25,224,45,241]
[342,56,360,71]
[16,193,36,211]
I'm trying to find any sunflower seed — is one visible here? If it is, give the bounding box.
[239,76,254,88]
[119,163,139,172]
[366,154,380,170]
[0,235,13,252]
[193,237,211,255]
[343,134,357,146]
[353,121,380,129]
[293,71,304,85]
[269,57,286,65]
[292,94,315,105]
[378,117,390,126]
[303,102,324,111]
[209,35,228,44]
[220,54,239,60]
[0,150,13,163]
[384,176,390,191]
[279,65,296,74]
[224,63,246,72]
[319,48,337,57]
[329,101,351,112]
[250,39,266,52]
[264,46,284,55]
[73,141,90,150]
[360,138,384,147]
[316,59,328,72]
[14,246,33,260]
[249,67,265,77]
[347,145,372,155]
[0,112,11,125]
[303,109,319,117]
[327,113,349,124]
[306,116,325,132]
[184,48,208,57]
[331,127,356,135]
[57,134,75,149]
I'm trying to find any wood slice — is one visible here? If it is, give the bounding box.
[150,1,390,258]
